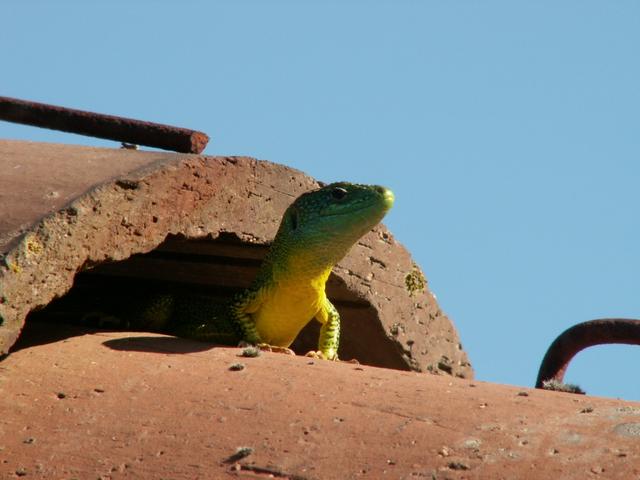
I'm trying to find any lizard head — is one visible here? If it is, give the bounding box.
[274,182,395,269]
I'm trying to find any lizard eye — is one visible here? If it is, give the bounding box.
[331,187,348,200]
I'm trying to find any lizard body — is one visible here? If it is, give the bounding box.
[60,182,393,360]
[164,182,394,359]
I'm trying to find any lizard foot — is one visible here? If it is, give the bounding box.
[260,344,296,356]
[238,341,295,356]
[305,350,340,361]
[305,350,325,360]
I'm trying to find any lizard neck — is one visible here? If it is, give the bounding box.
[260,244,337,290]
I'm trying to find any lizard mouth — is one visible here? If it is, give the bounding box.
[380,188,395,209]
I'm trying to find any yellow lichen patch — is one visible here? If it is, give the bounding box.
[24,235,43,256]
[7,261,22,274]
[404,264,426,297]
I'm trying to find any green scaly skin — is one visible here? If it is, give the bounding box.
[100,182,394,360]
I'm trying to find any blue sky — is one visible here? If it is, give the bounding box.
[3,2,639,399]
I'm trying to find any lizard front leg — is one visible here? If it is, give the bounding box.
[307,298,340,360]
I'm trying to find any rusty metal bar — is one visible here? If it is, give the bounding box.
[0,96,209,154]
[535,318,640,389]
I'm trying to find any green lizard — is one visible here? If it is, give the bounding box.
[69,182,394,360]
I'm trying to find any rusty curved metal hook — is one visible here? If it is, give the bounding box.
[535,318,640,389]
